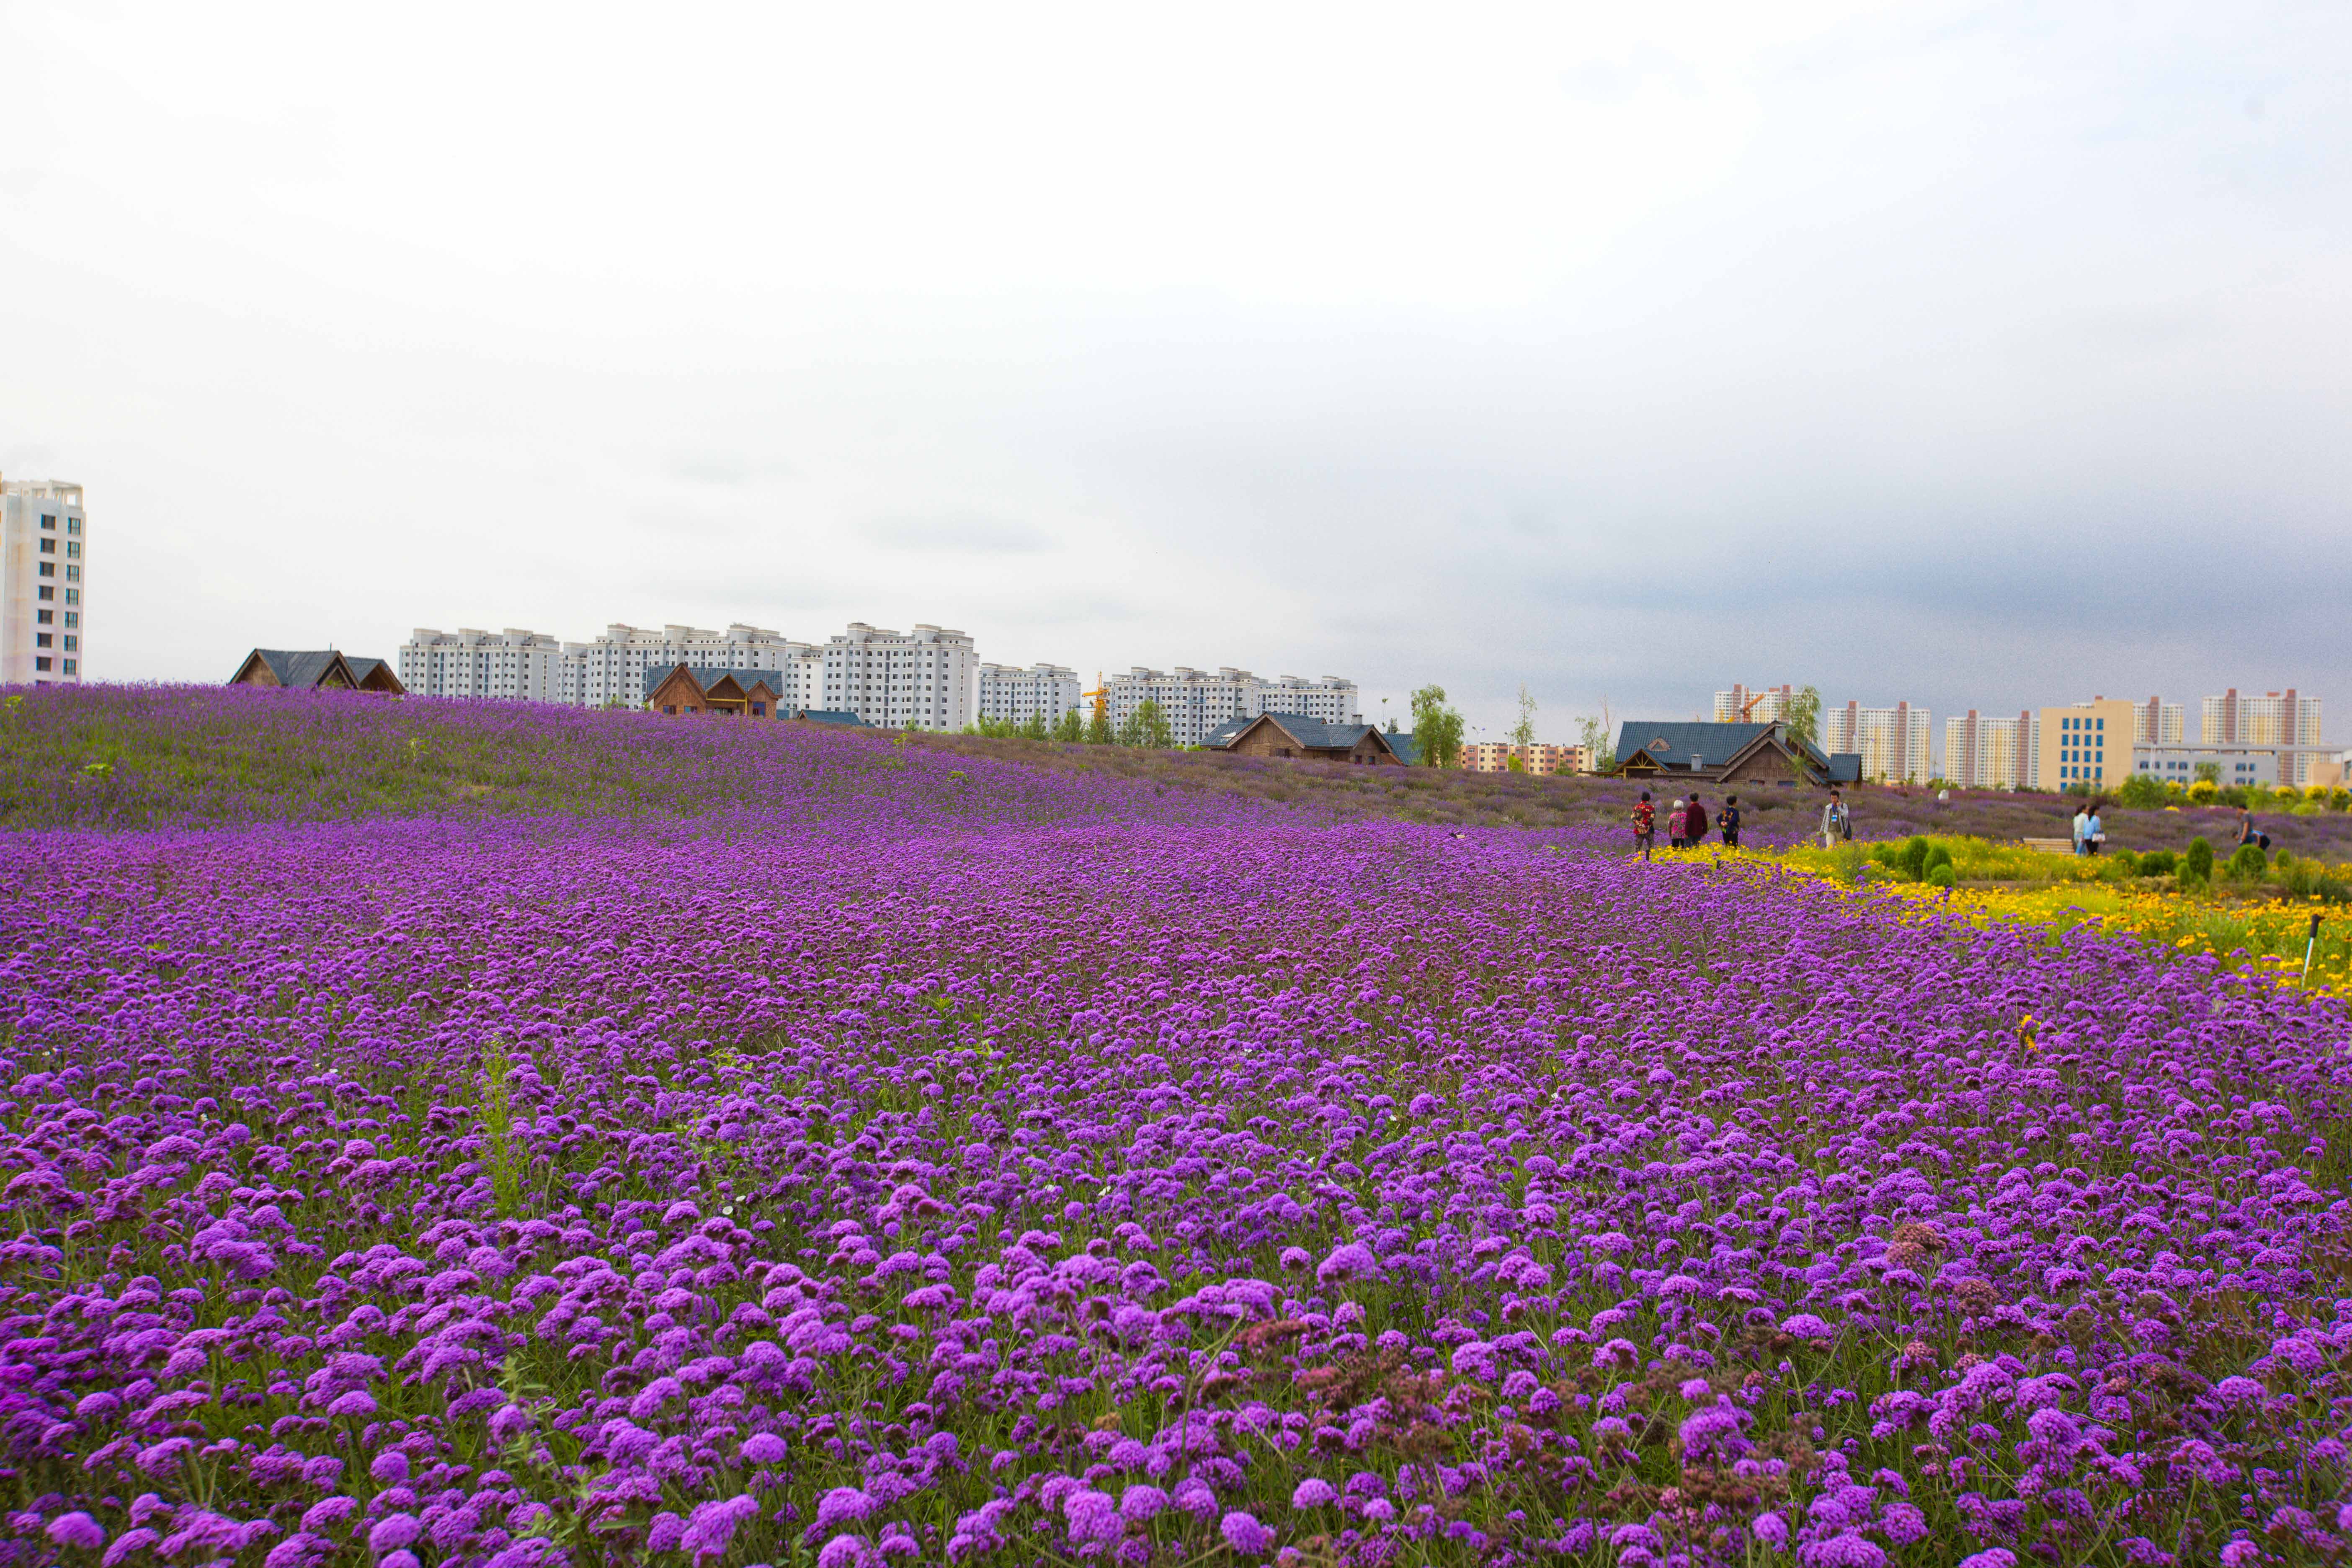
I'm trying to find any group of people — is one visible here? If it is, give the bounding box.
[1630,785,1852,859]
[1630,791,1743,860]
[2070,801,2107,855]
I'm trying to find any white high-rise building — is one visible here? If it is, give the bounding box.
[822,623,977,730]
[2203,688,2325,785]
[399,629,568,700]
[1824,699,1931,784]
[976,663,1080,728]
[1104,667,1361,748]
[2134,696,2185,746]
[565,624,821,711]
[1942,710,2029,789]
[1713,684,1794,723]
[2,477,87,686]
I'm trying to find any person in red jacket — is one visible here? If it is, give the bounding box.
[1684,791,1710,847]
[1632,792,1656,861]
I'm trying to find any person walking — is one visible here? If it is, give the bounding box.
[1666,797,1687,848]
[2071,802,2091,856]
[1684,792,1710,847]
[1820,788,1849,848]
[2235,805,2272,853]
[1717,794,1742,848]
[1632,791,1656,861]
[2086,802,2106,855]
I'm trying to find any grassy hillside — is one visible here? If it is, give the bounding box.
[5,683,2347,859]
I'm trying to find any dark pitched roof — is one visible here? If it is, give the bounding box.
[642,665,791,699]
[343,657,396,686]
[1615,719,1865,784]
[1205,714,1393,754]
[1616,722,1774,771]
[237,649,353,689]
[1386,730,1421,766]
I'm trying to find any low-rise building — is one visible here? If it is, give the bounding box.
[1204,714,1401,764]
[643,664,864,724]
[2132,742,2280,789]
[1612,722,1859,787]
[230,648,406,694]
[1462,741,1588,775]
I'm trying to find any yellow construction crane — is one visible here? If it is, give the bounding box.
[1083,673,1109,729]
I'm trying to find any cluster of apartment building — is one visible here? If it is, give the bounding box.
[398,622,1364,738]
[0,476,89,686]
[1460,741,1592,776]
[1716,683,2334,789]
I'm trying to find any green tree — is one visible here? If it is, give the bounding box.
[1576,713,1615,773]
[2117,772,2169,810]
[1086,704,1114,746]
[1409,686,1465,769]
[1020,712,1049,741]
[1052,707,1085,744]
[1508,684,1537,752]
[1117,699,1174,749]
[1780,684,1823,786]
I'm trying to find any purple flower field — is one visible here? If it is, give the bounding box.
[5,691,2352,1566]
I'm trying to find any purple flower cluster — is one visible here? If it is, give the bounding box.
[0,690,2349,1564]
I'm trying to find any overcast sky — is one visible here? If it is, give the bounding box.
[3,1,2346,740]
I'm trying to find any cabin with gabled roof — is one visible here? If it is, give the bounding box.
[1203,713,1403,764]
[1612,720,1860,787]
[642,663,867,725]
[229,649,405,694]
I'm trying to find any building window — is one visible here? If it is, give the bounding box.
[37,586,52,601]
[36,610,51,625]
[63,589,76,604]
[62,660,75,675]
[65,542,79,559]
[39,539,55,554]
[35,634,51,648]
[34,658,49,672]
[65,518,80,535]
[62,636,76,651]
[65,566,78,581]
[39,514,54,530]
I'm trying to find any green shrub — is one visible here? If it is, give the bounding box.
[2228,843,2267,880]
[1922,843,1955,879]
[2185,837,2215,880]
[1925,864,1955,889]
[2138,849,2178,877]
[1897,836,1931,880]
[2109,848,2139,875]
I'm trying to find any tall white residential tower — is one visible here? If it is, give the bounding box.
[1,477,87,686]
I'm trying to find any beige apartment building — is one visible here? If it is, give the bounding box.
[2033,696,2137,792]
[1,477,87,685]
[1462,741,1590,775]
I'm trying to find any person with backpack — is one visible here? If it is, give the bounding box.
[2234,806,2271,853]
[1716,794,1741,848]
[1632,791,1656,861]
[1684,791,1710,847]
[1820,788,1849,848]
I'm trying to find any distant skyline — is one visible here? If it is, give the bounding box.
[3,1,2346,740]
